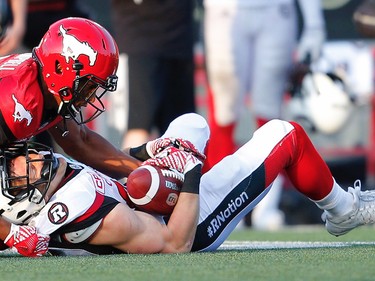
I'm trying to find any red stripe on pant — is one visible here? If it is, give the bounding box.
[263,121,333,201]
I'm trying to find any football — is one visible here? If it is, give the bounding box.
[126,165,184,216]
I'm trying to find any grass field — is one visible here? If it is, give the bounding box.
[1,225,374,281]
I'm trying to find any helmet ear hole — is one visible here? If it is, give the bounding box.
[55,60,62,74]
[16,210,27,220]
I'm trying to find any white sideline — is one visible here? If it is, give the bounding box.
[218,241,375,250]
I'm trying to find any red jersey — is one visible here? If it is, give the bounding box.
[0,53,61,143]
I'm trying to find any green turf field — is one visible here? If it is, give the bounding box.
[1,225,374,281]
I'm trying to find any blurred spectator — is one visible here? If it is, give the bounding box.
[202,0,326,229]
[0,0,91,56]
[110,0,197,149]
[23,0,91,50]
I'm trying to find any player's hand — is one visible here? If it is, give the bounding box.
[146,137,206,161]
[173,138,206,161]
[146,138,174,157]
[296,27,326,63]
[143,146,202,174]
[4,224,50,257]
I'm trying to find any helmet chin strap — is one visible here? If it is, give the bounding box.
[28,189,46,205]
[57,102,70,137]
[57,90,74,137]
[60,119,69,137]
[56,72,84,133]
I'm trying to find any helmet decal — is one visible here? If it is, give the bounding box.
[59,24,97,66]
[12,94,33,126]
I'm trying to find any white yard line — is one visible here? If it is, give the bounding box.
[219,241,375,250]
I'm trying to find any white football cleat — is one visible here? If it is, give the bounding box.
[322,180,375,236]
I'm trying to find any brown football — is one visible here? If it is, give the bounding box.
[126,165,184,216]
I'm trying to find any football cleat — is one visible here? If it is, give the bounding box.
[322,180,375,236]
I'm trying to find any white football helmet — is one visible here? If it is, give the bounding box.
[0,142,59,224]
[287,70,354,134]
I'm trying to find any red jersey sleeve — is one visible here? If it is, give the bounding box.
[0,54,46,141]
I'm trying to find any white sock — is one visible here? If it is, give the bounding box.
[313,179,354,217]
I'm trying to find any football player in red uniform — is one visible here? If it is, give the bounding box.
[0,113,374,257]
[0,17,140,179]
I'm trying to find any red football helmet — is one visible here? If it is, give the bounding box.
[33,17,119,124]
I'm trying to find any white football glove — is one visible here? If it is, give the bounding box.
[146,137,206,161]
[146,138,174,158]
[143,146,202,174]
[4,224,50,257]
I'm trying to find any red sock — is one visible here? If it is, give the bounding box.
[203,85,236,173]
[256,117,269,128]
[203,121,236,173]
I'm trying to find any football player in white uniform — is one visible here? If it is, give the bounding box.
[0,137,203,256]
[0,113,374,256]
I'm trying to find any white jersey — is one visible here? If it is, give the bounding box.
[29,155,129,242]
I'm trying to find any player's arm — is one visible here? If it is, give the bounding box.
[0,217,11,241]
[125,138,175,162]
[90,165,201,253]
[48,119,141,179]
[160,164,201,253]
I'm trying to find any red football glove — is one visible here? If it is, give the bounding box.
[143,146,202,174]
[4,224,50,257]
[146,137,206,161]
